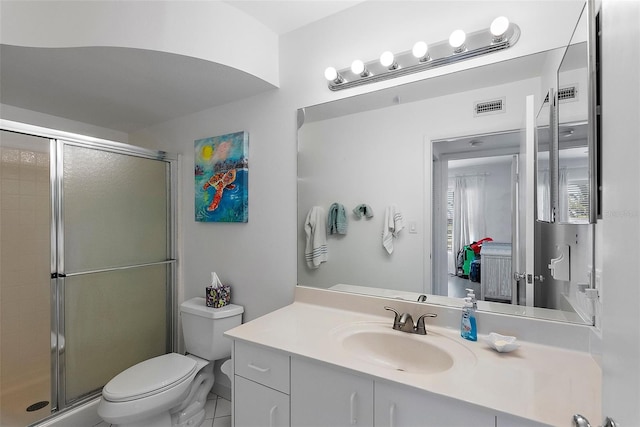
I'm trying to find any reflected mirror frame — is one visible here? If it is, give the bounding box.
[556,1,599,225]
[535,89,553,224]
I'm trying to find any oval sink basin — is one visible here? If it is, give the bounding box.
[331,322,475,374]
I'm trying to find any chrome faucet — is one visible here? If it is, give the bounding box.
[398,312,416,333]
[384,306,437,335]
[417,294,427,302]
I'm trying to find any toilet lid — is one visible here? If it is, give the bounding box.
[103,353,197,402]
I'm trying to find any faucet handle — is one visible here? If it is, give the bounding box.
[415,313,437,335]
[384,306,402,330]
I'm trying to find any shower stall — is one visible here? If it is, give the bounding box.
[0,122,177,426]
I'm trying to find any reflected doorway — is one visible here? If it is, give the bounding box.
[433,132,520,304]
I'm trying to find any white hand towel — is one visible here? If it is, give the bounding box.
[305,206,328,268]
[382,204,405,254]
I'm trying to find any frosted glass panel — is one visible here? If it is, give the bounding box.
[63,145,168,272]
[0,131,52,426]
[64,265,167,402]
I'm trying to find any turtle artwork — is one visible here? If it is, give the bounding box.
[195,132,248,222]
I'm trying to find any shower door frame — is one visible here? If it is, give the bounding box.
[0,119,178,415]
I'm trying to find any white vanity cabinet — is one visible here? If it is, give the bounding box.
[290,357,374,426]
[374,379,496,427]
[232,339,552,427]
[233,341,290,427]
[234,376,290,427]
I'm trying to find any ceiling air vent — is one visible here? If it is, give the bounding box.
[474,97,505,116]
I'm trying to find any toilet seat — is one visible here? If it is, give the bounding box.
[103,353,197,402]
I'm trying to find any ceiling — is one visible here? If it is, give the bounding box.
[222,1,365,35]
[0,1,364,135]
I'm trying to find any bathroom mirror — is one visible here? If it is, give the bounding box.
[297,3,592,325]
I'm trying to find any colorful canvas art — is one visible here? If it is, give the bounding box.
[195,131,248,222]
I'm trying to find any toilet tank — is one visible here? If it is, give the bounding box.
[180,297,243,361]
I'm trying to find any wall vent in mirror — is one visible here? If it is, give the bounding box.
[543,86,578,104]
[558,85,578,102]
[474,98,505,116]
[324,17,520,91]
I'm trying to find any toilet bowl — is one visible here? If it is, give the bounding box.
[98,298,243,427]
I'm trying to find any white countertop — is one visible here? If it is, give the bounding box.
[226,290,601,426]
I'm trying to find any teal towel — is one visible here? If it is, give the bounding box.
[353,204,374,219]
[328,203,348,235]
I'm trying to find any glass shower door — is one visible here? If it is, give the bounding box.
[57,142,174,405]
[0,130,53,426]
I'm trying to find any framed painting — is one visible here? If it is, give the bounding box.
[195,131,248,222]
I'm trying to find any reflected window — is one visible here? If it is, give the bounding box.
[568,180,589,222]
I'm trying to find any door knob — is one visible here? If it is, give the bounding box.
[514,272,526,280]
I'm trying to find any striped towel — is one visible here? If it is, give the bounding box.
[304,206,328,268]
[382,205,405,254]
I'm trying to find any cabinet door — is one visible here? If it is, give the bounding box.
[234,375,289,427]
[374,380,495,427]
[291,357,374,427]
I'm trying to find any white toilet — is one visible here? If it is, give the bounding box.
[98,297,243,427]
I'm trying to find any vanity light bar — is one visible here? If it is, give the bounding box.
[325,19,520,91]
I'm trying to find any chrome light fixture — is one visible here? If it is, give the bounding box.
[324,17,520,91]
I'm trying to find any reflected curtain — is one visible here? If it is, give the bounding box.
[452,175,486,274]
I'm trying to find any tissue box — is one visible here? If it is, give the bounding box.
[206,285,231,308]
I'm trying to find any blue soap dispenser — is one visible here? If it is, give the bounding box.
[461,297,477,341]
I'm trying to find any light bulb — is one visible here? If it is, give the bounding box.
[379,51,398,70]
[351,59,365,75]
[380,51,394,67]
[324,67,338,81]
[412,41,428,59]
[490,16,510,41]
[449,29,466,52]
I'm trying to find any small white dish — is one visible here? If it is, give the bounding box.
[484,332,520,353]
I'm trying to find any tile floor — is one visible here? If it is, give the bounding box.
[93,391,231,427]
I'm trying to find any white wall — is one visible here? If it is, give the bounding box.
[1,104,129,143]
[0,1,279,87]
[129,1,584,322]
[600,0,640,421]
[297,77,534,293]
